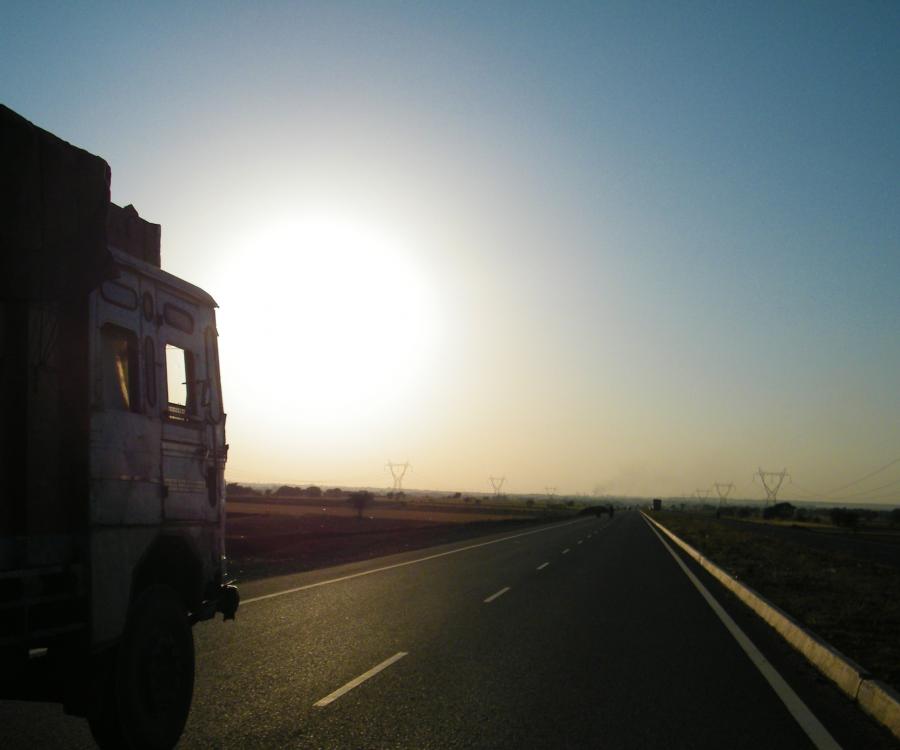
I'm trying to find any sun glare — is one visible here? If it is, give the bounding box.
[217,213,439,432]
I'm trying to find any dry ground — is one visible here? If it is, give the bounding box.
[225,499,550,581]
[653,511,900,691]
[227,499,520,524]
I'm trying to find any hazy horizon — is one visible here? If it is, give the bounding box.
[3,2,899,504]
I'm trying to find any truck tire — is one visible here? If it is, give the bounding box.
[88,585,195,750]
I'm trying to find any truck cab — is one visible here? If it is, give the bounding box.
[1,104,237,750]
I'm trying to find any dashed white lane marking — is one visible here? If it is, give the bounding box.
[645,522,842,750]
[537,562,549,570]
[562,548,570,554]
[577,540,583,545]
[484,586,511,603]
[243,518,588,605]
[314,652,408,708]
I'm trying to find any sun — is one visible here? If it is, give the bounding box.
[216,212,439,433]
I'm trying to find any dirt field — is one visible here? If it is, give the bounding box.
[653,512,900,691]
[225,500,551,581]
[719,517,900,569]
[227,499,522,524]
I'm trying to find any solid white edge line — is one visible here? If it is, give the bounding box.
[314,652,408,708]
[484,586,511,603]
[644,520,842,750]
[537,562,549,570]
[242,518,588,605]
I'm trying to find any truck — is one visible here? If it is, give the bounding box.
[1,105,238,750]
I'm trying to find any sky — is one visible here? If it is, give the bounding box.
[3,2,899,502]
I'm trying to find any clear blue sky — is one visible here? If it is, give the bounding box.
[3,2,899,501]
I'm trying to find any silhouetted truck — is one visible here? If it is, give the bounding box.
[652,498,662,511]
[1,105,238,750]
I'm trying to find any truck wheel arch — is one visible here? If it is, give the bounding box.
[130,534,203,615]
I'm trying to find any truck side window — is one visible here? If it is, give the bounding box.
[165,344,196,420]
[101,325,140,412]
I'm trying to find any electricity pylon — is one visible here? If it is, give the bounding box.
[695,488,711,501]
[544,486,557,500]
[386,461,410,492]
[755,468,789,505]
[714,482,734,507]
[489,476,505,497]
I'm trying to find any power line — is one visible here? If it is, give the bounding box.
[793,455,900,498]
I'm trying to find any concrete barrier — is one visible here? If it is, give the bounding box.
[642,512,900,742]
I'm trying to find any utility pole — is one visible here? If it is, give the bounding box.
[755,468,789,505]
[489,476,505,497]
[544,486,557,502]
[386,461,410,493]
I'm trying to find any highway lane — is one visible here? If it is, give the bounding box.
[2,512,897,748]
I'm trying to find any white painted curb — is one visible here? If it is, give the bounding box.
[642,512,900,742]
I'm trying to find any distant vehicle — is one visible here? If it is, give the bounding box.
[1,105,238,750]
[652,498,662,511]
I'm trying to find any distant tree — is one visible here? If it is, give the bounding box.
[225,482,259,497]
[348,490,374,520]
[324,487,343,498]
[830,507,859,531]
[303,485,322,498]
[273,485,301,497]
[452,492,462,499]
[890,508,900,527]
[475,498,482,506]
[463,496,471,503]
[526,499,535,508]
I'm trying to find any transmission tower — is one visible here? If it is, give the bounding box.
[544,486,557,500]
[755,468,789,505]
[386,461,410,492]
[489,476,506,497]
[713,482,734,507]
[695,488,710,501]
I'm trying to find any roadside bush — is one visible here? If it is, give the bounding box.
[762,502,795,520]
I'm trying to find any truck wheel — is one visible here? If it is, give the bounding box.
[88,585,195,750]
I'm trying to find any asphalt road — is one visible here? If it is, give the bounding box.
[2,512,898,748]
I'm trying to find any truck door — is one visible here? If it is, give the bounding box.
[158,291,222,525]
